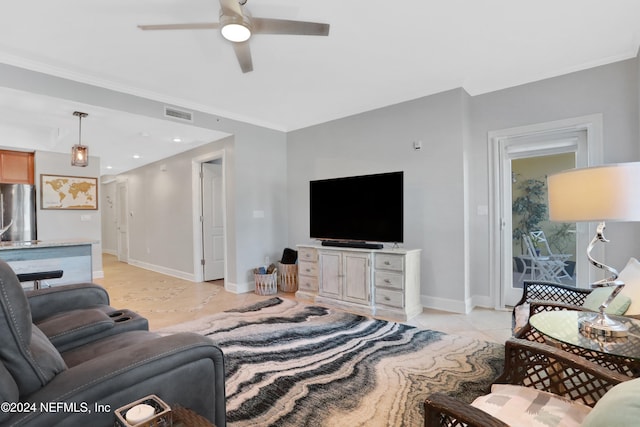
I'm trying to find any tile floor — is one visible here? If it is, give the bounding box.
[95,254,513,344]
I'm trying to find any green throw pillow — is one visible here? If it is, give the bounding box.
[582,378,640,427]
[583,287,631,315]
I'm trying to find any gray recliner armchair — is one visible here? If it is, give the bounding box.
[25,280,150,352]
[0,259,226,427]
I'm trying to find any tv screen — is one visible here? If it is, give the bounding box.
[310,171,403,243]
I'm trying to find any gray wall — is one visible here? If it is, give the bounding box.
[34,151,103,277]
[468,58,640,303]
[287,89,470,310]
[1,63,289,291]
[4,55,640,311]
[100,178,117,255]
[108,131,288,290]
[287,55,640,312]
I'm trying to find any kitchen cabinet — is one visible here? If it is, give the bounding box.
[0,150,34,184]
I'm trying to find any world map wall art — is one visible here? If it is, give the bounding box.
[40,174,98,210]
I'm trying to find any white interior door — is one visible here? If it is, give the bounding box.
[202,161,225,280]
[116,181,129,263]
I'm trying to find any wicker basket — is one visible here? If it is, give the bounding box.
[278,263,298,292]
[254,270,278,295]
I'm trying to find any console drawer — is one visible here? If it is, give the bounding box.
[298,260,318,277]
[375,288,404,308]
[298,275,318,292]
[375,254,404,272]
[298,247,317,262]
[375,271,403,290]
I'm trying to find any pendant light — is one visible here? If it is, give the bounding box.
[71,111,89,167]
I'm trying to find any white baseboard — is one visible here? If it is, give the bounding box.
[420,295,472,314]
[102,249,117,256]
[421,294,498,314]
[127,259,197,282]
[471,294,494,309]
[225,281,254,294]
[93,270,104,279]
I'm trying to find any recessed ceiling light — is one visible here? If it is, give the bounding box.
[133,154,141,159]
[172,137,182,143]
[106,165,113,170]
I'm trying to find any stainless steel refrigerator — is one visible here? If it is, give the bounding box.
[0,184,37,241]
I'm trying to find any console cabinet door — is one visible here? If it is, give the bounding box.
[319,250,370,305]
[343,252,370,304]
[319,251,341,298]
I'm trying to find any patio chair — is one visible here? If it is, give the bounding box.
[530,230,573,277]
[519,235,569,282]
[529,230,572,262]
[424,338,634,427]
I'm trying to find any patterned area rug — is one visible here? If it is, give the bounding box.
[159,297,504,427]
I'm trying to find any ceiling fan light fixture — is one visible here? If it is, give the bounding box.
[221,23,251,42]
[220,13,252,42]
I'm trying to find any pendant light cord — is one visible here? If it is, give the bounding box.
[73,111,88,145]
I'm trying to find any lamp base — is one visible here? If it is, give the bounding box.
[579,312,628,338]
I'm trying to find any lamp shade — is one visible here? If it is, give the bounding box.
[548,162,640,222]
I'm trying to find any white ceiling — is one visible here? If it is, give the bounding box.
[1,0,640,175]
[0,88,229,176]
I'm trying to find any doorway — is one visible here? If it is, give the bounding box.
[191,150,226,282]
[488,115,603,308]
[511,153,577,289]
[202,160,225,280]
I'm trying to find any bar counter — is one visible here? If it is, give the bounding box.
[0,239,96,289]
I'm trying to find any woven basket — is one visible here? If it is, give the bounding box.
[254,270,278,295]
[278,263,298,293]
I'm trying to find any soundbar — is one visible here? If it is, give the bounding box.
[320,240,383,250]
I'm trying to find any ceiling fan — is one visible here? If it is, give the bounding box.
[138,0,330,73]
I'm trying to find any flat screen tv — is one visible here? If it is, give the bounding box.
[310,171,403,247]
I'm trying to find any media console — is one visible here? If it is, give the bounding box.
[296,244,421,321]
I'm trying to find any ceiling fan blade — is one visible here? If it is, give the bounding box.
[232,42,253,73]
[252,18,329,36]
[219,0,243,17]
[138,23,220,31]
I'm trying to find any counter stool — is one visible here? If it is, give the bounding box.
[16,269,64,290]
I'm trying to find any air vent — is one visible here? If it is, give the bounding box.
[164,106,193,122]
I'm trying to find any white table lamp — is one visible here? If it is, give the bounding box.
[548,162,640,337]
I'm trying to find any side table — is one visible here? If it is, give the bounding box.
[524,310,640,377]
[172,406,216,427]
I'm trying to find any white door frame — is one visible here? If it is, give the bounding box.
[191,149,227,282]
[488,114,603,309]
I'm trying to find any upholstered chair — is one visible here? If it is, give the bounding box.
[0,259,226,427]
